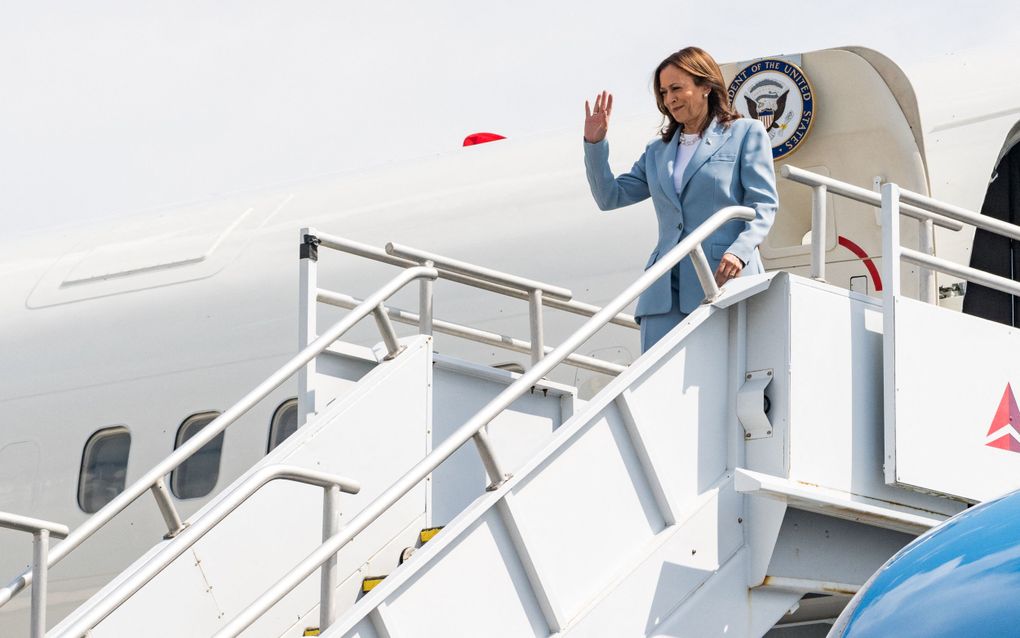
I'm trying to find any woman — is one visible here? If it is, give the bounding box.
[583,46,778,352]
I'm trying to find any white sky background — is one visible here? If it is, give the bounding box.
[0,1,1015,237]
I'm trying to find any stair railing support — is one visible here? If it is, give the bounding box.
[373,304,405,360]
[918,218,936,304]
[320,483,342,631]
[298,228,321,425]
[150,476,187,539]
[473,426,510,490]
[691,244,721,304]
[0,512,69,638]
[528,288,545,367]
[418,259,435,336]
[811,184,827,281]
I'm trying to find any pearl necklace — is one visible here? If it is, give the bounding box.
[679,132,701,146]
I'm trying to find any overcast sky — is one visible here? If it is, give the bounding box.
[1,1,1015,237]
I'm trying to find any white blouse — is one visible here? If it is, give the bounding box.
[672,132,702,193]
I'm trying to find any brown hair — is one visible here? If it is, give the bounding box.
[653,46,739,142]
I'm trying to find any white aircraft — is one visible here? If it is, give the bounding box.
[1,8,1018,634]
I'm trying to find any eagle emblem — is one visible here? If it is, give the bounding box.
[745,90,789,131]
[728,58,814,160]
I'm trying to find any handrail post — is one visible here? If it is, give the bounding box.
[419,259,435,336]
[882,183,903,302]
[373,305,405,360]
[298,228,320,425]
[0,512,69,628]
[473,426,510,489]
[319,484,341,631]
[811,185,827,281]
[918,218,936,304]
[30,530,49,638]
[691,244,721,303]
[528,289,545,367]
[150,477,187,539]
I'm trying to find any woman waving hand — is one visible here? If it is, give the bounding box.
[583,47,778,352]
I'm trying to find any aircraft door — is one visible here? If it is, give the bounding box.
[720,48,930,299]
[963,130,1020,325]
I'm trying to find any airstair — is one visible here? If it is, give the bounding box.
[5,171,1020,637]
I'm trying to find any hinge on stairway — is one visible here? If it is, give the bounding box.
[301,234,321,261]
[738,369,774,440]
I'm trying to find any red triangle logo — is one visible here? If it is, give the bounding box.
[986,383,1020,453]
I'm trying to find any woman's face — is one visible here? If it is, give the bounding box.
[658,65,710,132]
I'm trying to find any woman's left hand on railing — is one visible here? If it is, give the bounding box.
[714,252,744,286]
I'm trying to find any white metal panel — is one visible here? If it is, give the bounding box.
[886,295,1020,502]
[561,483,743,637]
[281,513,427,637]
[381,509,548,638]
[651,549,808,637]
[786,279,963,516]
[736,469,941,534]
[430,358,572,525]
[764,509,911,587]
[624,309,731,507]
[83,549,224,638]
[744,275,792,479]
[506,404,665,621]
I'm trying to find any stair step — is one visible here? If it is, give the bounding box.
[302,628,320,636]
[361,576,387,593]
[419,526,443,543]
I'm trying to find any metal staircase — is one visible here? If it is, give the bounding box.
[47,333,578,637]
[319,272,956,638]
[6,171,1020,637]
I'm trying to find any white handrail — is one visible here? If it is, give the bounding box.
[781,165,964,230]
[0,512,69,538]
[316,289,627,376]
[901,248,1020,297]
[385,242,573,301]
[780,165,964,287]
[53,466,360,637]
[312,232,639,329]
[897,186,1020,241]
[311,231,639,369]
[881,182,1020,300]
[0,267,438,616]
[213,205,756,637]
[0,513,69,638]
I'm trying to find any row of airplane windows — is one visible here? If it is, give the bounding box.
[77,398,298,514]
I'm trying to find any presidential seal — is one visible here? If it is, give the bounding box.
[728,58,814,160]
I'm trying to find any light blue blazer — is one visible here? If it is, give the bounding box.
[584,117,778,316]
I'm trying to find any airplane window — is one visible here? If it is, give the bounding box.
[170,412,224,499]
[78,427,131,514]
[267,399,299,453]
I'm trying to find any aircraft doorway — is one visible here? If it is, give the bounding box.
[963,125,1020,326]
